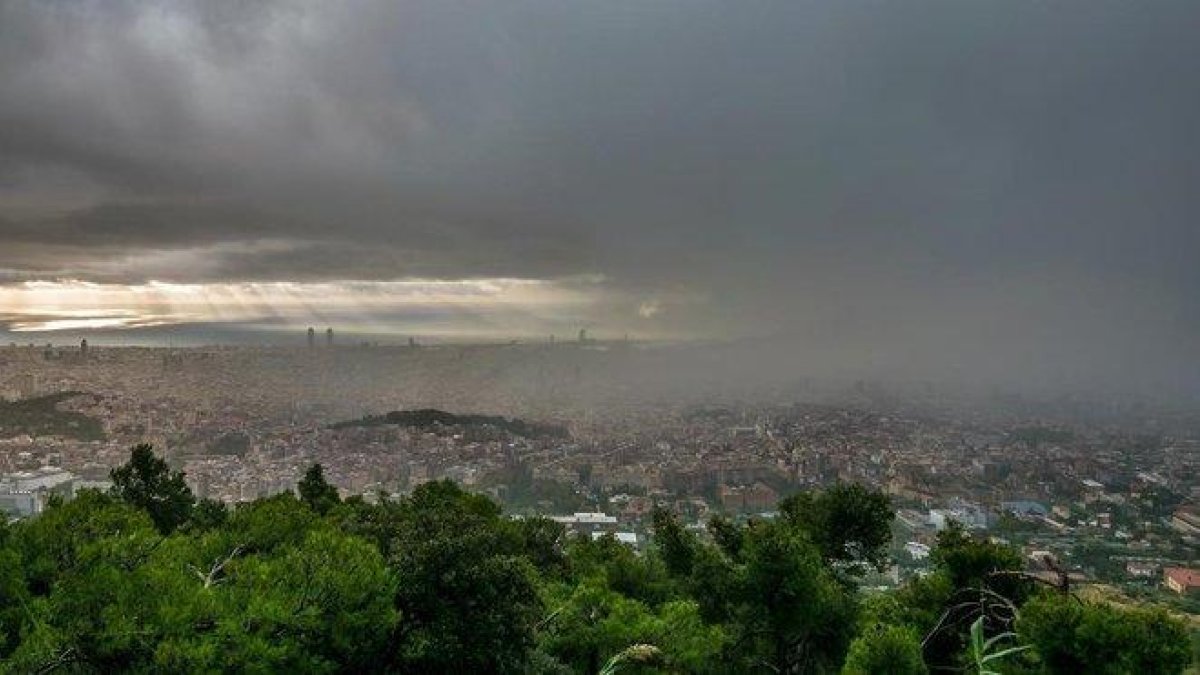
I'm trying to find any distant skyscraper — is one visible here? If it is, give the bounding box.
[307,327,315,348]
[326,328,334,347]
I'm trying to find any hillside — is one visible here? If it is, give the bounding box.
[330,408,569,440]
[0,392,105,441]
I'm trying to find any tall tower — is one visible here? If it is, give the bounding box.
[307,327,315,349]
[325,327,334,347]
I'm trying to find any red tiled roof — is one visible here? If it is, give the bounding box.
[1164,567,1200,588]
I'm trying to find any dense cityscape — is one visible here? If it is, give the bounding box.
[3,339,1196,613]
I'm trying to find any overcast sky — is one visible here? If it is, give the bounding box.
[1,1,1197,392]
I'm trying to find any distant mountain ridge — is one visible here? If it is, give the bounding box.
[329,408,570,439]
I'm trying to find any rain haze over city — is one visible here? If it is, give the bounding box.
[1,0,1197,393]
[0,2,1198,655]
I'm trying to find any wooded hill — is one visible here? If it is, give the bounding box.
[329,408,570,440]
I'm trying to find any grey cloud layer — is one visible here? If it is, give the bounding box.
[1,0,1198,390]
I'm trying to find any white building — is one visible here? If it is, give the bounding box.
[928,500,989,530]
[905,541,931,560]
[0,466,76,518]
[551,511,620,538]
[2,466,76,492]
[551,512,618,526]
[592,531,640,548]
[0,491,37,518]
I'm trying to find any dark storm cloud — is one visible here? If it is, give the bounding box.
[1,0,1198,390]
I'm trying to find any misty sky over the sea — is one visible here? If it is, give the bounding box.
[1,1,1198,392]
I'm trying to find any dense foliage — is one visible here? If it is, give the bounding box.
[0,393,105,442]
[329,408,570,439]
[0,446,1192,673]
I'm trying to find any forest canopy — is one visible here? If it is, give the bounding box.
[0,445,1191,674]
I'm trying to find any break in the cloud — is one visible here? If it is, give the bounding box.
[0,277,712,344]
[1,1,1198,391]
[0,277,612,337]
